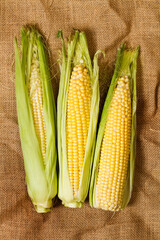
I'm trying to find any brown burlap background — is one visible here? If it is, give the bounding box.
[0,0,160,239]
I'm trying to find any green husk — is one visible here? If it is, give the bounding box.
[15,27,57,213]
[89,43,139,210]
[57,30,101,207]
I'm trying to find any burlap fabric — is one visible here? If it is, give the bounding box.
[0,0,159,239]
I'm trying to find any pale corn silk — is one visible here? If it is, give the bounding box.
[0,0,159,239]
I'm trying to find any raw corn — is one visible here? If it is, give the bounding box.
[89,44,139,211]
[57,30,101,207]
[15,27,57,213]
[96,75,131,211]
[67,64,92,195]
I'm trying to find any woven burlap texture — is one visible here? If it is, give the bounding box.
[0,0,159,239]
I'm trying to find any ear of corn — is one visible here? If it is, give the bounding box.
[15,27,57,213]
[57,30,101,207]
[89,44,139,211]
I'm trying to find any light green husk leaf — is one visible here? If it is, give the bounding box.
[15,27,57,213]
[57,30,102,207]
[89,43,139,210]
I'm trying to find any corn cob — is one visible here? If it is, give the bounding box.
[67,64,91,195]
[89,44,139,211]
[15,27,57,213]
[57,30,101,207]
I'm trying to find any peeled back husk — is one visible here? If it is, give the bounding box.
[89,43,139,211]
[57,30,101,207]
[14,27,57,213]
